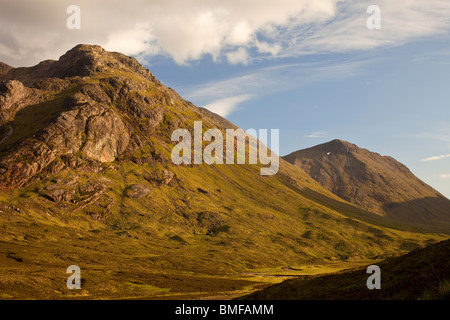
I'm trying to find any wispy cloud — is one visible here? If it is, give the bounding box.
[440,174,450,179]
[420,154,450,162]
[202,94,252,117]
[412,49,450,64]
[305,131,326,138]
[279,0,450,58]
[180,58,367,116]
[409,129,450,143]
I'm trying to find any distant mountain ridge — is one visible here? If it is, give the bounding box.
[283,139,450,233]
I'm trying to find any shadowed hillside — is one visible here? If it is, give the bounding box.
[244,239,450,300]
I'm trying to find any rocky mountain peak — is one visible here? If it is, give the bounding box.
[55,44,157,81]
[313,139,359,155]
[0,45,195,189]
[1,44,158,86]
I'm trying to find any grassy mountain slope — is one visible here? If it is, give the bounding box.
[0,45,447,299]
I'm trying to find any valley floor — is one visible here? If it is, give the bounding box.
[0,244,375,300]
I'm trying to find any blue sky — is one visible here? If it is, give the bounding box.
[149,36,450,199]
[0,0,449,197]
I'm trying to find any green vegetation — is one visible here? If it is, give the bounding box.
[0,45,448,300]
[0,153,446,299]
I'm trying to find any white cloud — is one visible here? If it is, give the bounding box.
[102,24,155,57]
[420,154,450,162]
[226,48,250,65]
[228,21,253,45]
[305,132,326,138]
[202,94,252,117]
[440,174,450,179]
[255,40,282,56]
[1,0,450,66]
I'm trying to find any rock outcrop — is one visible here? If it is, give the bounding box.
[0,45,198,189]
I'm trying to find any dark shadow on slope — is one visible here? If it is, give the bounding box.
[294,187,424,234]
[287,185,450,235]
[243,239,450,300]
[0,90,78,154]
[382,196,450,235]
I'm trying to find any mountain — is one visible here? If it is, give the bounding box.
[244,238,450,300]
[0,45,447,299]
[283,139,450,234]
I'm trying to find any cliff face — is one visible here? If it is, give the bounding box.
[283,139,450,232]
[0,45,197,189]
